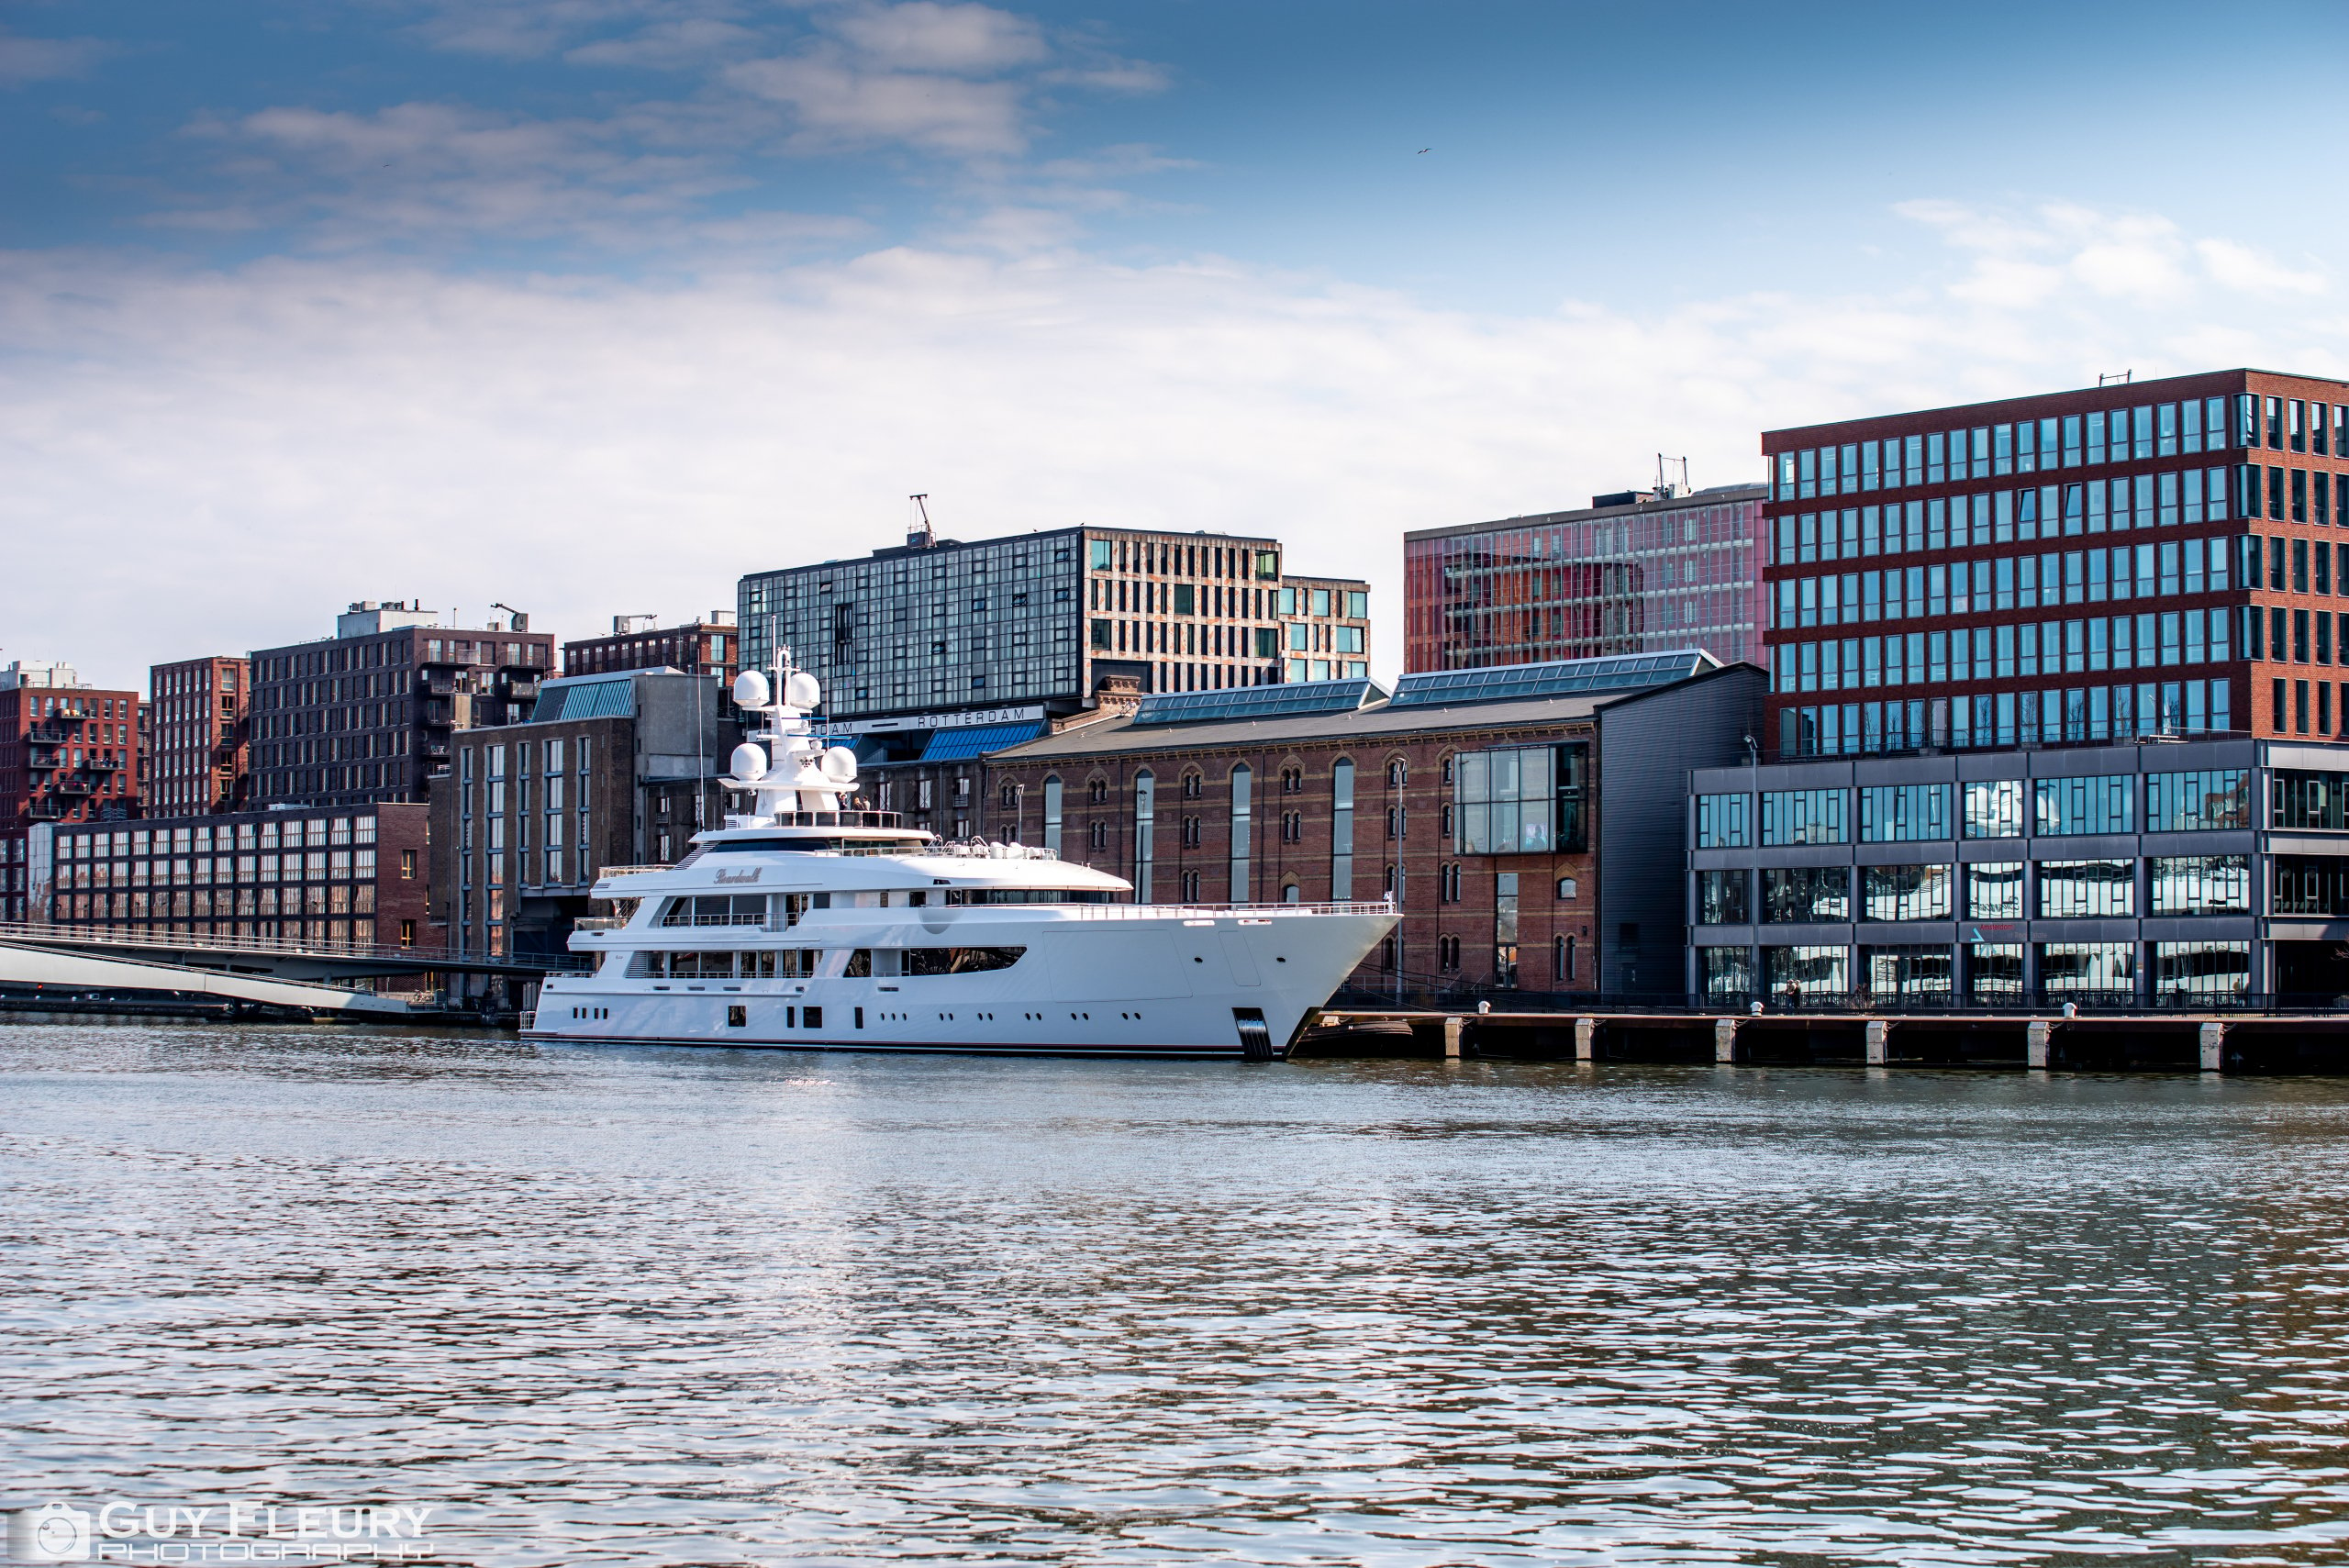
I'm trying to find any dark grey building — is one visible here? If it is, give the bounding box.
[1687,738,2349,1005]
[737,521,1369,725]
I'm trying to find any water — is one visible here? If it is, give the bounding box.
[6,1024,2349,1566]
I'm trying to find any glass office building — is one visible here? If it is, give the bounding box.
[1762,369,2349,760]
[1403,484,1767,673]
[1688,739,2349,1004]
[740,525,1370,724]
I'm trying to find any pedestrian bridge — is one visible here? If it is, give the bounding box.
[0,940,420,1017]
[0,922,586,984]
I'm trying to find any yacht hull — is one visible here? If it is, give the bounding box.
[524,906,1394,1060]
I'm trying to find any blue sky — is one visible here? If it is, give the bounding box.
[6,0,2345,686]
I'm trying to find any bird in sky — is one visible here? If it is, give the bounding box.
[1416,148,1431,154]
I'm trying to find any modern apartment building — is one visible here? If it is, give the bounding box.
[147,656,251,817]
[0,662,142,921]
[562,613,740,682]
[1688,739,2349,1004]
[739,522,1364,724]
[1276,576,1374,683]
[250,603,555,807]
[1761,369,2349,761]
[1404,484,1767,673]
[40,804,429,952]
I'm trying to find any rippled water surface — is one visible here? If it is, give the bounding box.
[8,1024,2349,1565]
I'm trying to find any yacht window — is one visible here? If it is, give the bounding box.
[901,947,1025,974]
[942,888,1118,905]
[661,895,770,927]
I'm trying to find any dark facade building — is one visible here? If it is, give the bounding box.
[985,654,1764,996]
[39,803,429,951]
[1688,738,2349,1005]
[562,613,740,681]
[432,670,739,961]
[739,521,1368,724]
[1405,484,1768,673]
[1761,369,2349,761]
[147,656,251,817]
[0,662,142,922]
[250,603,554,807]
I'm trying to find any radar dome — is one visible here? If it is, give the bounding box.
[732,670,771,709]
[785,672,822,710]
[729,742,769,781]
[818,745,858,784]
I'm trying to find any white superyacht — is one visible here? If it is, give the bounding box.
[524,659,1396,1059]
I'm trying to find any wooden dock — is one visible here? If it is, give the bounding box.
[1305,1008,2349,1073]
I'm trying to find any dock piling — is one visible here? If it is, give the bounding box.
[1574,1017,1595,1062]
[2199,1021,2226,1073]
[1865,1019,1889,1065]
[2026,1020,2051,1069]
[1713,1018,1739,1064]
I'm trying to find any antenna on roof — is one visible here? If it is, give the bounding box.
[1656,454,1690,498]
[907,494,935,550]
[2099,370,2133,386]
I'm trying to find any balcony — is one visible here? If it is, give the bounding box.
[86,756,123,773]
[51,776,94,795]
[27,722,78,743]
[26,751,59,772]
[27,799,67,820]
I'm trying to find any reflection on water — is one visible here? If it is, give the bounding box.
[6,1023,2349,1564]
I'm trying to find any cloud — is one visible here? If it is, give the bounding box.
[0,28,106,86]
[826,2,1047,73]
[169,101,774,247]
[1894,200,2334,313]
[564,17,762,68]
[2,206,2337,690]
[2197,238,2327,298]
[724,47,1031,156]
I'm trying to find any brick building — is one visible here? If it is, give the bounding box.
[39,803,429,951]
[147,656,251,816]
[1405,484,1768,673]
[0,661,142,922]
[562,613,740,681]
[1761,369,2349,761]
[250,603,554,807]
[986,654,1763,996]
[432,670,739,961]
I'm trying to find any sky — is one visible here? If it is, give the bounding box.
[6,0,2346,691]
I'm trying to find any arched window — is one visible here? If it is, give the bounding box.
[1386,759,1407,787]
[1330,758,1355,899]
[1133,770,1155,901]
[1041,775,1063,855]
[1282,880,1301,904]
[1229,763,1252,901]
